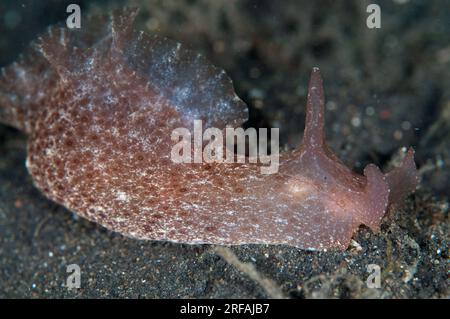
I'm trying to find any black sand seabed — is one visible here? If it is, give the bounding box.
[0,0,448,298]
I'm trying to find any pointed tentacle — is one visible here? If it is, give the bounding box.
[301,67,326,150]
[361,164,390,231]
[385,147,419,205]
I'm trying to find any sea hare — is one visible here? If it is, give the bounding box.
[0,8,419,250]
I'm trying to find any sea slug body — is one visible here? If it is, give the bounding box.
[0,8,419,250]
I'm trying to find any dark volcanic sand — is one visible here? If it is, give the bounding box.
[0,0,448,298]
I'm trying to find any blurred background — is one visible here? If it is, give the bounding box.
[0,0,448,298]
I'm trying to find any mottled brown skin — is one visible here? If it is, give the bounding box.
[0,8,419,250]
